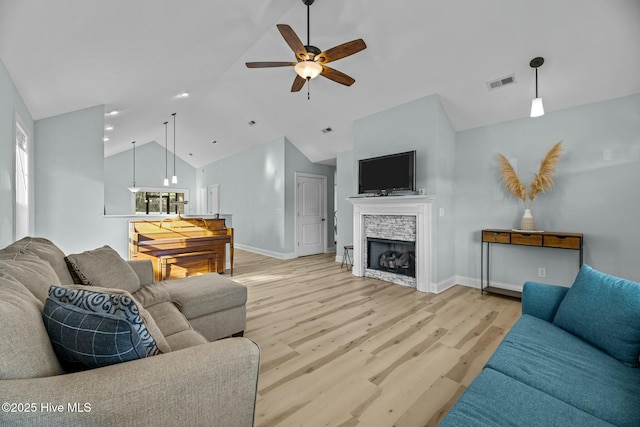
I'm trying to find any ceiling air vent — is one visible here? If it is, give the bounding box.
[487,74,516,90]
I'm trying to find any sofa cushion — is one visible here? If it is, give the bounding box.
[0,252,61,303]
[0,276,62,379]
[42,285,170,370]
[3,237,75,285]
[486,314,640,427]
[132,282,172,308]
[440,368,615,427]
[164,330,208,351]
[165,274,247,319]
[553,264,640,366]
[145,301,193,338]
[65,245,141,293]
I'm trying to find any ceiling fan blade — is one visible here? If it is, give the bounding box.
[291,75,306,92]
[320,66,356,86]
[277,24,307,60]
[246,61,295,68]
[317,39,367,64]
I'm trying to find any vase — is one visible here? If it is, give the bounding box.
[520,208,535,230]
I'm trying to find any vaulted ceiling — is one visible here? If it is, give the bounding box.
[1,0,639,167]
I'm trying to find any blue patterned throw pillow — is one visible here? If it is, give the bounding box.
[43,285,161,370]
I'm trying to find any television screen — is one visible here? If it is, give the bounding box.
[358,150,416,195]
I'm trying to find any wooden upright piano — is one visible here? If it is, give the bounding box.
[128,217,233,281]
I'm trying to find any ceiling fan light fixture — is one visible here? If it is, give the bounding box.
[295,60,322,79]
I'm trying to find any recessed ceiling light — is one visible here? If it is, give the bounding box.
[106,110,119,116]
[105,125,114,131]
[178,92,189,98]
[103,137,109,142]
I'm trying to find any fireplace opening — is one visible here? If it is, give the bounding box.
[367,237,416,278]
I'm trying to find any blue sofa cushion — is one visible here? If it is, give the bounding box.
[42,285,161,370]
[486,314,640,427]
[553,264,640,366]
[521,281,569,322]
[439,368,615,427]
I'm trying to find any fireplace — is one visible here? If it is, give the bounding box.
[349,195,434,293]
[367,238,415,278]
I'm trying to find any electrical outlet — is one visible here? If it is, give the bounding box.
[538,267,546,278]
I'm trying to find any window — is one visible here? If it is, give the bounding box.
[15,120,29,239]
[134,190,188,215]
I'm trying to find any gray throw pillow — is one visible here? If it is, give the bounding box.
[65,245,141,293]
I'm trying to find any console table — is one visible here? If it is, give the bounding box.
[481,229,584,298]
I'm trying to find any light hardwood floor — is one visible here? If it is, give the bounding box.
[231,250,521,427]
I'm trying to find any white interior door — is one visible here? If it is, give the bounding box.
[207,184,220,215]
[297,174,326,256]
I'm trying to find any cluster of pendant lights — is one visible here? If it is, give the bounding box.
[128,112,179,193]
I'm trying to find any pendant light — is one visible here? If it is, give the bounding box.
[127,141,140,193]
[163,121,169,186]
[171,112,178,184]
[530,57,545,117]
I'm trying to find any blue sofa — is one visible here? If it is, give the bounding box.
[440,264,640,427]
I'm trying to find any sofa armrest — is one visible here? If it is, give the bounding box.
[0,338,260,427]
[522,281,570,322]
[127,259,155,286]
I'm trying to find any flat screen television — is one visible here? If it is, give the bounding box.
[358,150,416,195]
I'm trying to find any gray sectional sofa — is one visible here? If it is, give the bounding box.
[0,237,259,427]
[440,264,640,427]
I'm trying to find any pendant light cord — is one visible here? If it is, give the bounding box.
[535,68,539,98]
[172,113,177,177]
[132,141,136,186]
[164,121,168,181]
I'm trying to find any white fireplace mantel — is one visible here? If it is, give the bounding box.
[348,195,435,293]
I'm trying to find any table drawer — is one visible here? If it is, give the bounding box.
[510,233,543,246]
[543,235,582,249]
[482,231,511,243]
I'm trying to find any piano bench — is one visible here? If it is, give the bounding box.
[158,250,218,281]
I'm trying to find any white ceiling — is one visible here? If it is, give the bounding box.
[1,0,639,168]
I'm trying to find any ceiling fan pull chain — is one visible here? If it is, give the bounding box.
[307,78,311,100]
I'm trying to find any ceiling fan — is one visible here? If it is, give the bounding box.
[246,0,367,94]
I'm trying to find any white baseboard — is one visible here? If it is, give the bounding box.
[453,275,522,293]
[234,244,297,260]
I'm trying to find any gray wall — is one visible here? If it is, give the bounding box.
[0,58,34,247]
[34,105,126,255]
[350,95,456,284]
[198,137,286,255]
[454,94,640,287]
[104,141,197,215]
[336,150,355,260]
[197,136,335,258]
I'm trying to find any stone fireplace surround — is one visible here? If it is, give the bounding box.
[349,195,435,293]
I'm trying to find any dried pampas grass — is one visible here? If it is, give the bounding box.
[529,141,563,201]
[498,154,526,202]
[498,141,563,208]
